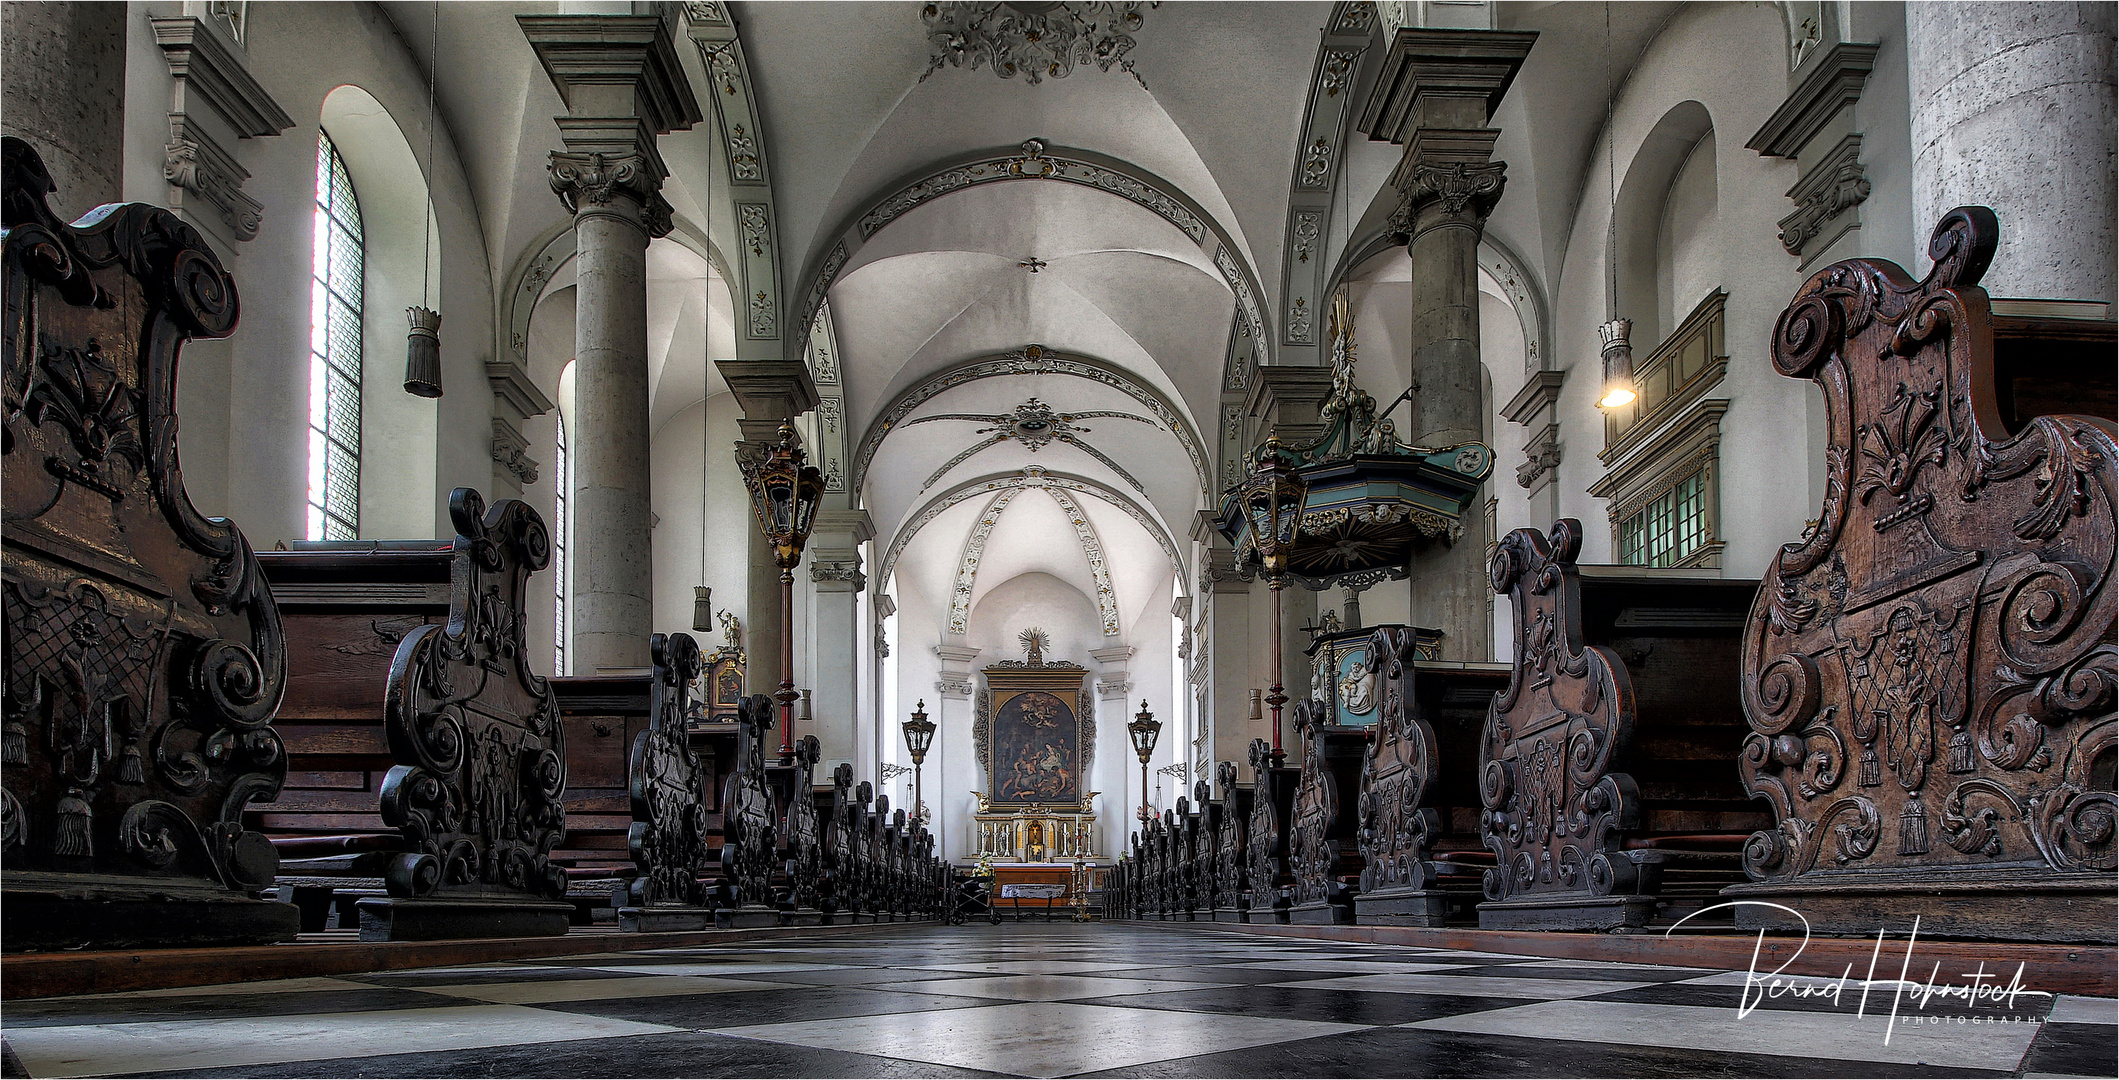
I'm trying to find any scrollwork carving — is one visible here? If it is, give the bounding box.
[1734,209,2116,933]
[627,632,715,909]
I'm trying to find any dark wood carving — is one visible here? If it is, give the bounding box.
[1187,779,1218,920]
[1210,760,1249,919]
[361,489,569,940]
[821,762,854,917]
[1287,701,1366,924]
[1,136,298,950]
[1356,625,1443,921]
[1244,737,1298,920]
[1728,208,2117,943]
[716,692,780,925]
[620,632,715,929]
[774,733,823,921]
[1481,520,1645,926]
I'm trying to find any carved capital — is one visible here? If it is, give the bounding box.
[1397,160,1507,238]
[1515,428,1561,490]
[163,123,263,242]
[1777,134,1870,262]
[491,419,539,486]
[548,151,671,235]
[935,672,975,698]
[808,557,865,592]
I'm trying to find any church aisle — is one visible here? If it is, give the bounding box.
[2,925,2110,1079]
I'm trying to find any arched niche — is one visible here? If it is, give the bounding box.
[1613,100,1718,351]
[319,83,439,540]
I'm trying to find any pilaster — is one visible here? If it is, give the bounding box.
[151,16,293,254]
[1244,366,1335,446]
[1747,42,1880,269]
[805,508,872,769]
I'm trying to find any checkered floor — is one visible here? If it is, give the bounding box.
[2,924,2111,1078]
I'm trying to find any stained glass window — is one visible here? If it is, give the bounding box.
[306,133,362,541]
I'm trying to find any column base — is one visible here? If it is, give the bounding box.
[715,905,781,929]
[1476,894,1657,932]
[618,905,716,933]
[1721,874,2118,945]
[1288,898,1356,925]
[778,907,823,927]
[1354,887,1456,926]
[3,874,300,952]
[1210,907,1251,923]
[356,897,572,941]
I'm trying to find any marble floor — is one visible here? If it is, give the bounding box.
[2,924,2111,1078]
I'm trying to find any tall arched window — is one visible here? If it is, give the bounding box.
[553,414,570,673]
[306,132,363,541]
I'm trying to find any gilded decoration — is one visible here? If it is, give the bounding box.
[971,632,1100,861]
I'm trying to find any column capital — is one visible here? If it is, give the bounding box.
[718,359,821,421]
[1357,28,1537,143]
[1244,365,1335,445]
[813,508,876,546]
[548,150,675,238]
[517,14,703,135]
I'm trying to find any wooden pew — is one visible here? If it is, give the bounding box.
[1726,208,2117,944]
[1478,519,1762,931]
[715,694,782,927]
[351,489,574,941]
[1287,702,1369,925]
[2,137,299,950]
[765,734,825,925]
[1185,780,1224,922]
[1244,738,1301,923]
[616,632,719,931]
[1355,625,1509,925]
[1209,762,1252,922]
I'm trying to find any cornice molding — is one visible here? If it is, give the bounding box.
[152,16,294,137]
[1746,41,1879,159]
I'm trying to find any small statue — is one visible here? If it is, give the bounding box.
[718,610,744,652]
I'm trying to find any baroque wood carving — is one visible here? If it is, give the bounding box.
[379,489,567,903]
[1358,625,1443,895]
[626,632,714,908]
[781,733,823,912]
[1731,209,2116,935]
[717,693,779,910]
[1211,760,1247,911]
[1481,519,1643,905]
[1244,738,1288,913]
[2,136,295,947]
[1287,702,1341,908]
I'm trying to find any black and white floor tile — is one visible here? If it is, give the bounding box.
[2,925,2110,1078]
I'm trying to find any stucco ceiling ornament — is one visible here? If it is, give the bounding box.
[920,2,1160,89]
[908,397,1157,493]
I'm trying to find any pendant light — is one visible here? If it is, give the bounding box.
[694,52,718,636]
[1596,2,1636,411]
[404,2,443,398]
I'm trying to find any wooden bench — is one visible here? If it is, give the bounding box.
[1725,207,2117,944]
[1478,519,1762,931]
[1287,703,1369,924]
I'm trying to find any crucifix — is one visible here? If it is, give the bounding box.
[1019,257,1048,273]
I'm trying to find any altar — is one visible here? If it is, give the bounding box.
[969,630,1103,863]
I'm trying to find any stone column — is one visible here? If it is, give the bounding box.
[933,644,981,858]
[1361,28,1534,661]
[1907,3,2115,302]
[522,15,700,672]
[718,360,821,694]
[2,2,125,221]
[806,508,873,769]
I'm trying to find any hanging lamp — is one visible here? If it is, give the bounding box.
[1595,2,1636,411]
[404,2,443,398]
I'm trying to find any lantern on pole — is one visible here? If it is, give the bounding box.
[1127,699,1162,823]
[1233,440,1305,766]
[741,423,824,763]
[902,699,935,825]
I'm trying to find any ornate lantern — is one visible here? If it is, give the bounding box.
[1597,317,1638,409]
[1235,439,1306,581]
[741,423,825,762]
[1128,700,1162,823]
[902,700,935,825]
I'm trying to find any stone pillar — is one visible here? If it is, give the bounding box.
[1244,367,1330,701]
[718,360,821,694]
[806,508,873,769]
[1361,28,1534,661]
[933,644,981,859]
[2,2,125,221]
[1907,3,2116,302]
[868,592,895,787]
[522,14,700,672]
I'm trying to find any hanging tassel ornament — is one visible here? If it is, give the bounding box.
[404,306,443,397]
[1947,729,1975,774]
[1898,797,1930,856]
[54,790,92,856]
[692,586,715,633]
[3,720,26,767]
